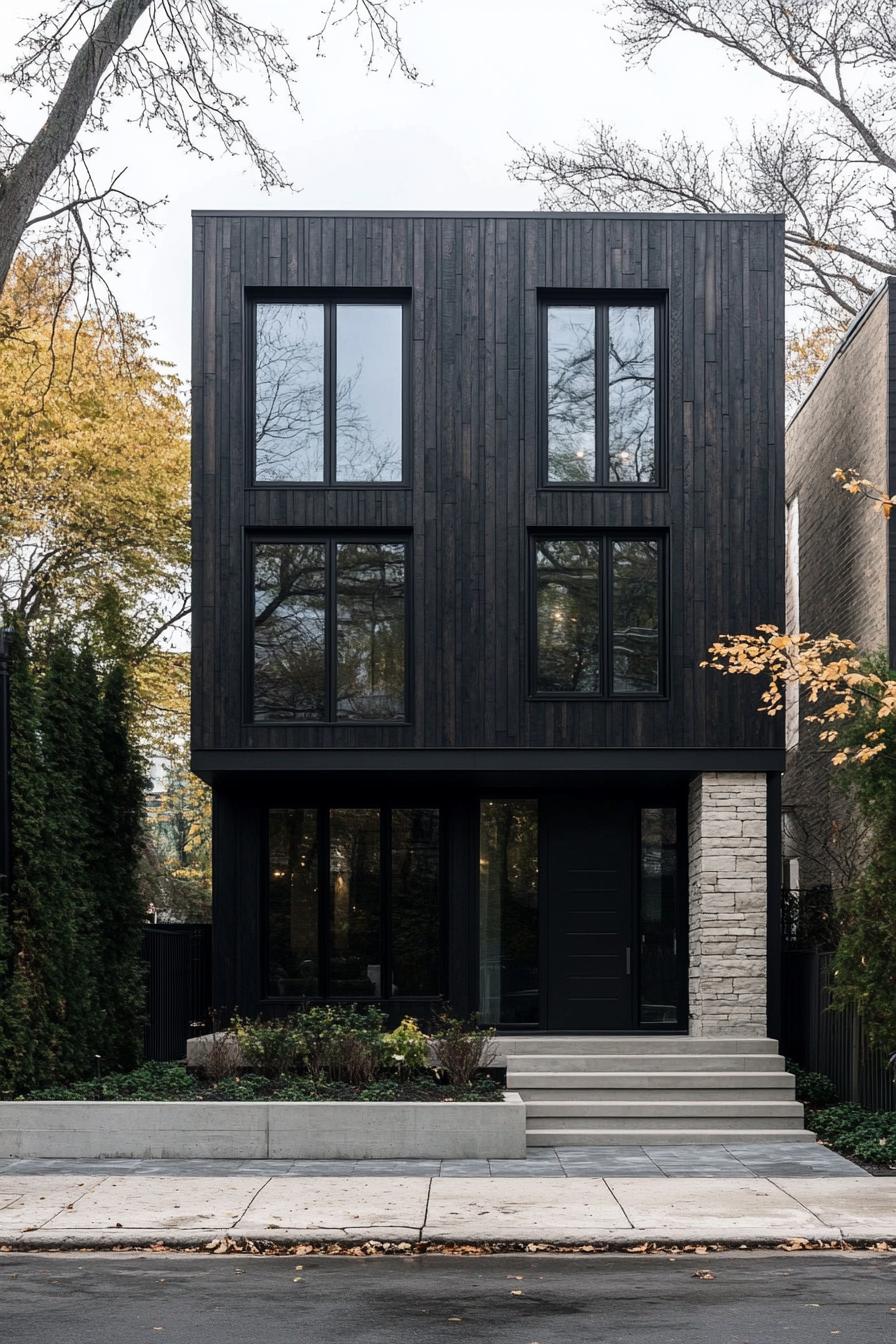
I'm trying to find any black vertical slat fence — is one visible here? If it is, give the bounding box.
[782,948,896,1111]
[143,923,213,1062]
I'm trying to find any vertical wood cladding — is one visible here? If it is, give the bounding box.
[191,212,785,757]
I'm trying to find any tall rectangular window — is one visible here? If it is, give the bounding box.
[639,807,681,1026]
[254,298,405,483]
[544,299,660,485]
[267,808,320,997]
[479,800,539,1026]
[532,534,664,697]
[265,807,441,1000]
[252,537,408,722]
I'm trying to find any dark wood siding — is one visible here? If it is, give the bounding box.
[191,212,785,762]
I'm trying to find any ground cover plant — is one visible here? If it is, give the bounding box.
[21,1009,502,1102]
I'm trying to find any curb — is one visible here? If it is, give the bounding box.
[3,1231,891,1254]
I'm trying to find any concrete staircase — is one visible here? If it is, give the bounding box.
[496,1037,814,1147]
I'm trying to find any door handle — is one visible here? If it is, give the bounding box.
[625,946,631,976]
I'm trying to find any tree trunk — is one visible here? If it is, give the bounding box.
[0,0,152,295]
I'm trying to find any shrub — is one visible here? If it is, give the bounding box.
[383,1017,429,1075]
[787,1062,839,1108]
[430,1012,496,1088]
[295,1004,387,1085]
[231,1014,303,1077]
[812,1103,896,1163]
[28,1061,197,1101]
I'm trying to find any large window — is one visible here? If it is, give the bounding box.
[479,800,539,1026]
[254,299,404,484]
[252,537,408,722]
[544,299,660,485]
[532,534,664,697]
[266,806,441,1000]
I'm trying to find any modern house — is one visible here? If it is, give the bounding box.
[784,279,896,902]
[191,210,810,1143]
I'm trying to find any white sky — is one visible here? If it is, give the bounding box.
[0,0,776,378]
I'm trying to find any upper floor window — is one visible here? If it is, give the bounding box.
[543,299,661,486]
[251,537,408,722]
[254,298,405,484]
[532,533,664,697]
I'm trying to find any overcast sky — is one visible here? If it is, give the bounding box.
[1,0,774,377]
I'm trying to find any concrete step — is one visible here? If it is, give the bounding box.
[507,1071,796,1093]
[494,1036,780,1063]
[524,1101,806,1121]
[526,1127,817,1147]
[517,1085,796,1102]
[525,1113,806,1132]
[507,1053,784,1074]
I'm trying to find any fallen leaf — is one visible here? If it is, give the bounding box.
[510,1290,523,1296]
[692,1270,715,1281]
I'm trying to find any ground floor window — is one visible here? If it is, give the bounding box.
[478,800,539,1026]
[266,806,440,1000]
[638,806,680,1026]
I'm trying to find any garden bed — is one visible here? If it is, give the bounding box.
[0,1088,525,1161]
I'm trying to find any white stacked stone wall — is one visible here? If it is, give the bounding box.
[688,772,768,1038]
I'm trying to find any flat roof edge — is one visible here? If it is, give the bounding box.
[191,209,785,222]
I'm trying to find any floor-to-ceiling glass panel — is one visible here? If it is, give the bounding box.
[535,538,602,694]
[479,800,539,1025]
[329,808,382,996]
[639,807,680,1026]
[253,541,327,720]
[608,306,655,483]
[255,302,325,481]
[612,538,660,694]
[546,306,596,482]
[266,809,319,997]
[335,305,403,481]
[335,541,406,720]
[390,808,441,996]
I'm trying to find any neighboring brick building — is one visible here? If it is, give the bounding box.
[784,279,896,896]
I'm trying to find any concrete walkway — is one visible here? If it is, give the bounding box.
[0,1141,863,1179]
[0,1148,893,1249]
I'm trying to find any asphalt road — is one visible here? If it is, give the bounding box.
[2,1251,896,1343]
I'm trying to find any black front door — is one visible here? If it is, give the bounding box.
[544,798,635,1031]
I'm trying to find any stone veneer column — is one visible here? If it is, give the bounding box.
[688,772,768,1038]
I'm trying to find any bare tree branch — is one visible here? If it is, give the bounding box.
[510,1,896,335]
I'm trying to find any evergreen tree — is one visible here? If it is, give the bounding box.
[97,664,148,1070]
[0,630,52,1092]
[40,640,97,1079]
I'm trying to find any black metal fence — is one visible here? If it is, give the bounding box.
[143,922,213,1062]
[782,947,896,1111]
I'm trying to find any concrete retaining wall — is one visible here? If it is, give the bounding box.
[0,1095,526,1160]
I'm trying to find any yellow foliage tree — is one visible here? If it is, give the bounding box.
[0,251,190,750]
[703,469,896,763]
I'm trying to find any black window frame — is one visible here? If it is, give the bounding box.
[528,530,668,701]
[246,530,413,725]
[538,291,667,489]
[247,288,412,488]
[262,802,447,1005]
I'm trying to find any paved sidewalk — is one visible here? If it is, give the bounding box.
[1,1164,894,1248]
[0,1141,864,1180]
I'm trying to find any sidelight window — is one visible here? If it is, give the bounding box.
[251,537,408,722]
[532,533,663,697]
[544,299,660,485]
[254,299,404,483]
[478,800,539,1026]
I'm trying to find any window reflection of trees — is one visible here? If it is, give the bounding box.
[255,305,325,481]
[330,808,381,997]
[535,539,601,693]
[336,542,406,720]
[479,800,539,1026]
[254,542,327,719]
[608,307,655,483]
[254,302,402,483]
[267,808,319,997]
[612,539,659,693]
[547,307,596,482]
